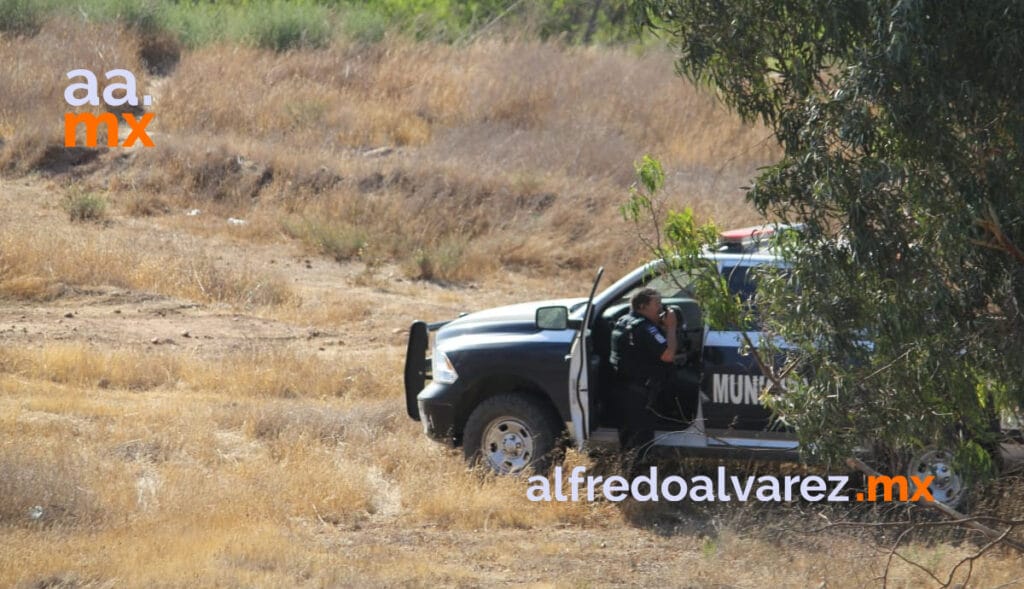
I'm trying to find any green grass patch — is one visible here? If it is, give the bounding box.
[61,0,335,50]
[62,188,107,223]
[281,216,367,262]
[243,1,334,51]
[339,3,390,44]
[404,238,469,282]
[35,0,641,49]
[0,0,45,34]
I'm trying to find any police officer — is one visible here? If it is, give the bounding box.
[609,287,679,452]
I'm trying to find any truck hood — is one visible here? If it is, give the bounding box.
[437,298,586,340]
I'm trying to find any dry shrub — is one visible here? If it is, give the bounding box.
[138,28,181,76]
[119,191,171,216]
[0,344,397,401]
[244,400,398,447]
[0,274,64,301]
[116,139,274,207]
[2,21,772,280]
[0,223,293,307]
[280,214,367,262]
[0,18,144,174]
[0,119,64,174]
[0,444,134,528]
[0,344,182,390]
[190,348,394,399]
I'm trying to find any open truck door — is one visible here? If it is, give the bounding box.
[567,268,603,449]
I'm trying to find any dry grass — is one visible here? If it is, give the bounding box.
[1,342,1022,587]
[0,342,604,586]
[0,18,145,174]
[1,21,774,281]
[0,221,292,306]
[0,343,392,399]
[0,211,1020,583]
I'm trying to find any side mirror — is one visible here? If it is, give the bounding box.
[535,306,569,330]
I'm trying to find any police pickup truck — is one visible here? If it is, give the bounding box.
[403,225,1016,505]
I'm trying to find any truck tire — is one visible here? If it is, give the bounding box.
[905,447,966,509]
[463,393,563,475]
[865,444,972,509]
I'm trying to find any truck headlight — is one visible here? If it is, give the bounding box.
[432,350,458,384]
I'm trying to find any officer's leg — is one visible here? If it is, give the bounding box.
[618,383,655,451]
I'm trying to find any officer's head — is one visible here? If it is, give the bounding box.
[630,288,662,319]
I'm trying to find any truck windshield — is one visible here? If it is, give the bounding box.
[606,267,698,308]
[643,270,698,299]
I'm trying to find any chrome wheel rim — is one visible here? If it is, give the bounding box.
[908,449,963,506]
[482,417,534,474]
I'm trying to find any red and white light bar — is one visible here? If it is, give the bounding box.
[717,223,803,253]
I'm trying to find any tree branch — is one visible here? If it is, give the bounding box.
[882,524,945,588]
[974,204,1024,265]
[943,526,1012,588]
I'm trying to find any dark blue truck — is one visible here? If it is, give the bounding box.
[405,227,799,459]
[403,226,1016,506]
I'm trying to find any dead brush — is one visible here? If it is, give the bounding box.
[243,400,398,447]
[122,139,274,207]
[0,30,773,281]
[0,223,293,307]
[0,444,134,528]
[0,344,182,391]
[0,18,144,174]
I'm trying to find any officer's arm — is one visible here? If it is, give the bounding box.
[658,312,678,363]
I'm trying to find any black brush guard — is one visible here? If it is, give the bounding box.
[403,319,450,420]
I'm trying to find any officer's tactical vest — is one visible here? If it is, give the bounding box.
[611,311,675,386]
[609,313,649,374]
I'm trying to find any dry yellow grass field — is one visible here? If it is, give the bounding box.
[1,17,1022,589]
[1,18,776,282]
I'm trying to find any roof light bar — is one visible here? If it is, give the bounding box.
[717,223,803,253]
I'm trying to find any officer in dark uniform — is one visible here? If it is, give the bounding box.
[609,287,679,452]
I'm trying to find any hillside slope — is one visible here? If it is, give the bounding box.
[1,18,775,282]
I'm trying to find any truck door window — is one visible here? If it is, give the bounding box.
[609,269,698,307]
[721,264,760,329]
[640,269,698,300]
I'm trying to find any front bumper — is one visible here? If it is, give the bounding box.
[417,381,463,445]
[406,318,462,444]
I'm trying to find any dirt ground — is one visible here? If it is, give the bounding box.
[0,175,576,351]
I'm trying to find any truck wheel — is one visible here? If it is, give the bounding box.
[906,447,965,509]
[463,394,563,475]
